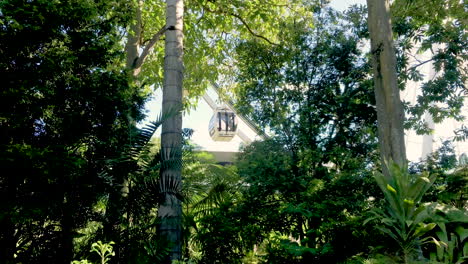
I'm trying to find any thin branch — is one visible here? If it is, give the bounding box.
[202,4,278,45]
[133,24,167,74]
[229,12,278,45]
[406,50,425,64]
[196,7,205,25]
[407,58,434,72]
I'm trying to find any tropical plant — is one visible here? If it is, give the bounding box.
[366,162,437,262]
[437,166,468,209]
[119,112,182,263]
[429,223,468,264]
[91,241,116,264]
[180,149,244,262]
[72,241,115,264]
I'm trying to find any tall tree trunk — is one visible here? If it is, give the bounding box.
[157,0,184,262]
[59,173,75,264]
[60,204,74,264]
[125,0,142,75]
[0,176,16,264]
[366,0,407,177]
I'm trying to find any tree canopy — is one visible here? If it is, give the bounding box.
[1,0,467,263]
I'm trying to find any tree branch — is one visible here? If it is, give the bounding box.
[202,4,278,45]
[408,58,434,71]
[229,12,278,45]
[133,24,167,75]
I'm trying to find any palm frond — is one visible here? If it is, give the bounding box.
[129,112,166,160]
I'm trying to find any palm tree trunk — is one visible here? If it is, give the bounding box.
[157,0,184,262]
[366,0,407,177]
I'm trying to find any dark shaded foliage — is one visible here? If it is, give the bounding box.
[0,0,144,262]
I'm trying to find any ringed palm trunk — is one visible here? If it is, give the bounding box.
[158,0,184,262]
[366,0,407,177]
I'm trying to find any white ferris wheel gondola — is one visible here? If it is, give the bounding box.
[208,106,238,141]
[203,90,257,144]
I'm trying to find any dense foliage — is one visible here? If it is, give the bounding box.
[0,0,145,262]
[198,7,385,262]
[1,0,466,263]
[392,0,468,134]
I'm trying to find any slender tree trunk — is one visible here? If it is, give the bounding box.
[59,175,75,264]
[0,219,15,263]
[366,0,407,177]
[0,177,16,264]
[157,0,184,262]
[125,0,142,75]
[60,205,74,264]
[125,0,166,77]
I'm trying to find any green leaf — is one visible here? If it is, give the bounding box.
[431,236,442,248]
[420,176,430,183]
[387,184,397,194]
[455,226,468,243]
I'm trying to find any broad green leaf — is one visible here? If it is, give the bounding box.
[455,226,468,243]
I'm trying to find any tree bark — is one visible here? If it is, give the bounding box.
[125,1,167,77]
[366,0,407,177]
[0,176,16,264]
[125,1,142,74]
[60,204,74,264]
[157,0,184,262]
